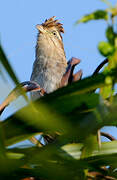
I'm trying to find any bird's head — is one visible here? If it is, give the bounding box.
[36,16,65,51]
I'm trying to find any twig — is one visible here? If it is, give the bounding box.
[93,58,108,76]
[101,131,116,141]
[97,130,101,149]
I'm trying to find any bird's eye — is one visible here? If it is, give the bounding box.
[52,31,61,40]
[52,31,57,36]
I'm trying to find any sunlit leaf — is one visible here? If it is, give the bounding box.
[100,75,113,99]
[106,7,117,17]
[2,115,42,146]
[7,141,117,179]
[98,41,114,57]
[76,10,108,24]
[106,26,116,45]
[2,68,117,146]
[81,135,98,158]
[61,141,117,160]
[6,152,25,159]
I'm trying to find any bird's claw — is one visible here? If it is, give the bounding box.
[68,57,81,66]
[61,57,82,87]
[73,69,82,82]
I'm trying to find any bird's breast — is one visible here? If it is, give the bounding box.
[30,55,67,100]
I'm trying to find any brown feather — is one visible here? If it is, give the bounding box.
[42,16,64,33]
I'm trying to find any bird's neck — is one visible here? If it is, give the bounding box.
[35,34,66,65]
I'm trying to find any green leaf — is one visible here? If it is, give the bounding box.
[81,135,98,158]
[42,93,99,114]
[8,141,117,179]
[0,45,29,106]
[76,10,108,24]
[2,115,42,146]
[106,26,116,45]
[2,68,117,146]
[0,123,6,159]
[0,157,23,177]
[11,145,86,180]
[98,41,114,57]
[61,141,117,160]
[93,10,108,20]
[3,94,98,146]
[6,152,25,159]
[100,75,113,99]
[0,45,19,85]
[106,7,117,17]
[0,64,8,83]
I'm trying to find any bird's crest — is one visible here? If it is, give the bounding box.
[42,16,64,33]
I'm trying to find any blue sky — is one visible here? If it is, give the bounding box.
[0,0,117,139]
[1,0,115,81]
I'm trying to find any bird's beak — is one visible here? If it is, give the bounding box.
[36,25,45,33]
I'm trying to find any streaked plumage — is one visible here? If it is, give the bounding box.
[30,16,67,100]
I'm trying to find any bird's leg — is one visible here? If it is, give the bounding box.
[61,57,82,87]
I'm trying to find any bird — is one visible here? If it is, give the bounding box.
[30,16,68,100]
[0,16,82,145]
[30,16,83,144]
[0,16,82,113]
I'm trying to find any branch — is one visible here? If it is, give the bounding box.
[101,131,116,141]
[93,58,108,76]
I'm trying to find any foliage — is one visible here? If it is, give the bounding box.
[0,0,117,179]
